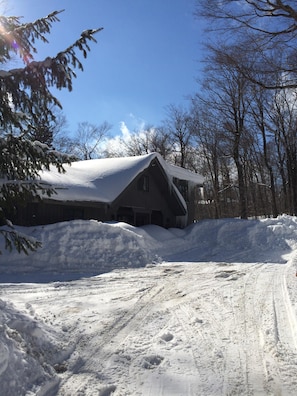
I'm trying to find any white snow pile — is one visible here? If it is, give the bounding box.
[1,216,296,278]
[0,299,71,396]
[0,220,158,280]
[179,216,296,263]
[1,215,297,395]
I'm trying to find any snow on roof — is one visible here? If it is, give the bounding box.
[39,153,204,203]
[165,162,204,185]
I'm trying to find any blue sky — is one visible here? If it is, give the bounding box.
[5,0,204,136]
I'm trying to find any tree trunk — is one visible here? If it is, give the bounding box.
[237,161,248,219]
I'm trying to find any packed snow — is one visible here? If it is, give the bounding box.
[1,215,297,395]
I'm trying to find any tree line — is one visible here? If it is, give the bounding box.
[193,0,297,219]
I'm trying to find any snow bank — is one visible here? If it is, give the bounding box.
[0,220,157,280]
[182,215,297,263]
[1,215,297,280]
[0,299,70,395]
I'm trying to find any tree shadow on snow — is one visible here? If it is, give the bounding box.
[0,271,106,284]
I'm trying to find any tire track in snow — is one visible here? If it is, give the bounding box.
[222,262,292,395]
[189,263,266,395]
[268,264,297,394]
[116,268,198,396]
[123,266,217,396]
[58,272,181,396]
[277,261,297,350]
[198,263,281,395]
[237,263,274,395]
[244,262,297,395]
[208,266,254,395]
[171,302,221,395]
[217,262,297,396]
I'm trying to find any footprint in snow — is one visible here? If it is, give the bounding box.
[161,332,174,342]
[215,270,237,279]
[99,385,117,396]
[142,355,164,369]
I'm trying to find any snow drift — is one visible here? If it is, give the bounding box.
[1,216,296,280]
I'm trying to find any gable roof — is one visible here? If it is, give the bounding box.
[39,153,204,204]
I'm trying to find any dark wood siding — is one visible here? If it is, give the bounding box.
[13,201,109,226]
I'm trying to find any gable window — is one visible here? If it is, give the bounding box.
[137,175,149,192]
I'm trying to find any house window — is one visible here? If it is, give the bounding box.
[64,206,84,221]
[174,178,189,201]
[117,206,134,224]
[137,175,149,192]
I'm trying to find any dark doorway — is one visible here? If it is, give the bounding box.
[151,210,163,227]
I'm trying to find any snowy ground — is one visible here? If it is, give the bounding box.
[1,216,297,395]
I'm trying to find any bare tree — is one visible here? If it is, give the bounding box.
[72,121,112,159]
[104,125,172,159]
[149,126,172,160]
[123,126,156,157]
[163,104,195,169]
[190,98,224,218]
[268,88,297,214]
[247,84,279,217]
[196,0,297,89]
[201,46,254,219]
[198,0,297,33]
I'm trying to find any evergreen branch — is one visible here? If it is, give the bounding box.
[0,135,71,178]
[0,227,41,255]
[0,11,64,64]
[0,27,103,131]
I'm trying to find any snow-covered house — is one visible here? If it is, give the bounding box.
[16,153,204,228]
